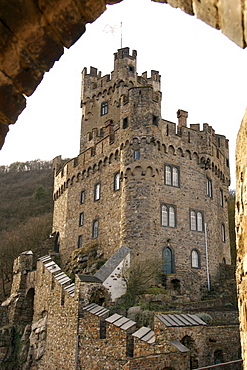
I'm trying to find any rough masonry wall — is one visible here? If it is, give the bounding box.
[236,108,247,370]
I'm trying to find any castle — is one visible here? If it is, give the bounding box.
[0,48,241,369]
[53,47,231,301]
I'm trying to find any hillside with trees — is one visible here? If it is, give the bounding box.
[0,160,54,300]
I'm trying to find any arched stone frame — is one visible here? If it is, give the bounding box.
[181,335,198,370]
[162,245,175,274]
[191,248,201,269]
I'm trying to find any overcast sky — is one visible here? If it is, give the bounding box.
[1,0,247,188]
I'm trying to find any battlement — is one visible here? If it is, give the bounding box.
[114,47,137,61]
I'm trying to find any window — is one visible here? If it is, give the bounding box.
[221,223,226,242]
[191,249,200,268]
[78,235,82,248]
[190,210,204,231]
[152,115,158,126]
[219,189,223,207]
[79,212,84,227]
[129,65,134,72]
[161,204,176,227]
[164,164,179,187]
[101,101,108,116]
[92,220,99,238]
[134,149,140,160]
[163,247,173,273]
[94,183,100,201]
[123,117,128,129]
[114,172,120,191]
[80,190,85,204]
[206,177,213,198]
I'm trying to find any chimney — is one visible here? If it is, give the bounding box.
[177,109,188,127]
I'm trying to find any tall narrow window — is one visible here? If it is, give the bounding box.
[79,212,84,227]
[80,190,85,204]
[101,101,108,116]
[191,250,200,268]
[114,172,120,191]
[206,177,213,198]
[134,149,140,160]
[190,210,204,232]
[78,235,82,248]
[197,212,203,231]
[152,115,158,126]
[161,205,168,226]
[92,220,99,238]
[163,247,173,273]
[94,183,100,201]
[123,117,128,129]
[165,164,179,187]
[190,211,196,231]
[165,165,171,185]
[220,189,224,207]
[221,223,226,242]
[172,167,179,187]
[161,204,176,228]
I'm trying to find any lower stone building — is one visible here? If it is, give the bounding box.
[0,251,241,369]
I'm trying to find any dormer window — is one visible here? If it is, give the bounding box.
[101,102,108,116]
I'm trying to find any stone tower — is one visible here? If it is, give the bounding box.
[52,47,231,300]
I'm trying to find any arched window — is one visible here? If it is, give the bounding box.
[92,220,99,238]
[197,212,203,231]
[161,205,168,226]
[172,167,179,186]
[165,165,171,185]
[161,204,176,228]
[163,247,173,273]
[191,250,200,268]
[190,211,196,230]
[190,209,204,232]
[169,207,175,227]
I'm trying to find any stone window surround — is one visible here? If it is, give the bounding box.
[78,234,82,248]
[94,183,100,201]
[190,209,204,232]
[101,101,108,116]
[92,219,99,238]
[221,223,226,242]
[114,171,120,191]
[161,203,176,228]
[80,190,85,204]
[134,149,140,160]
[191,249,201,269]
[219,188,224,207]
[206,176,213,198]
[164,163,180,187]
[79,212,84,227]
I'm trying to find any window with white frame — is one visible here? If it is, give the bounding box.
[220,189,224,207]
[191,249,200,268]
[161,204,176,228]
[165,164,179,187]
[92,219,99,238]
[94,183,100,201]
[114,172,120,191]
[79,212,84,227]
[206,177,213,198]
[221,223,226,242]
[101,101,108,116]
[190,210,204,231]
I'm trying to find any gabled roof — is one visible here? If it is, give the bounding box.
[94,245,130,282]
